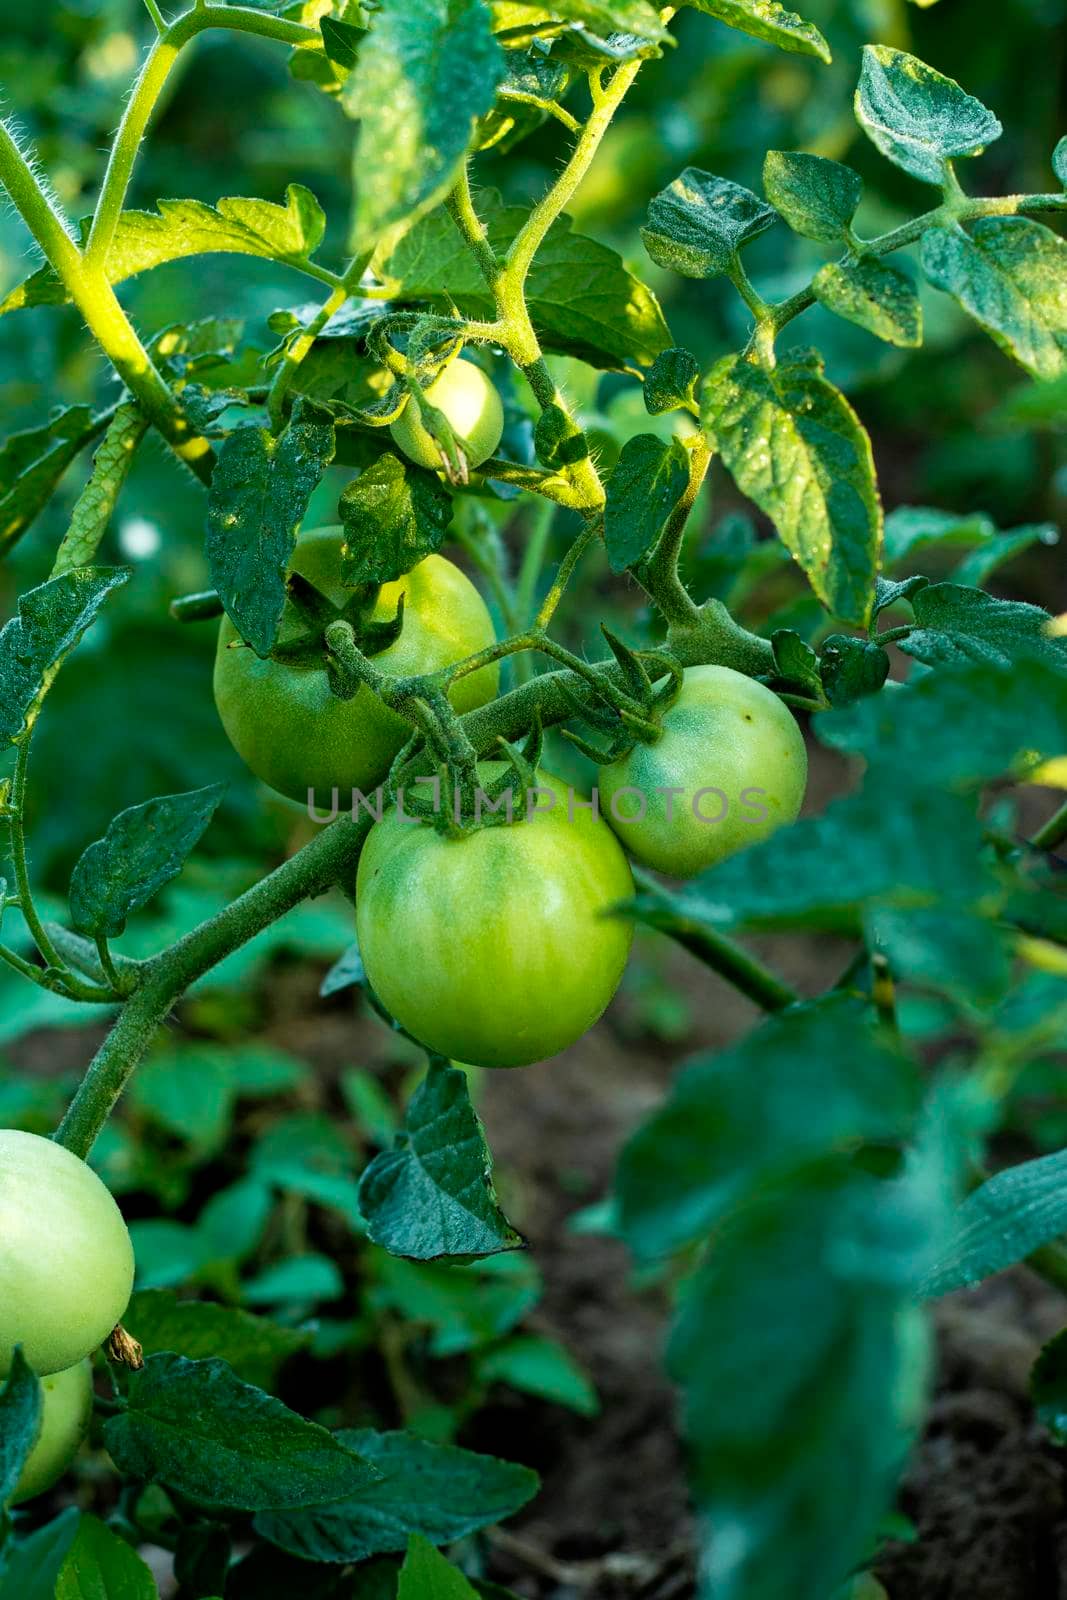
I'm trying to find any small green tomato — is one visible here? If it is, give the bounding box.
[0,1130,135,1376]
[214,528,499,809]
[600,664,807,877]
[12,1358,93,1504]
[390,359,505,471]
[355,766,634,1067]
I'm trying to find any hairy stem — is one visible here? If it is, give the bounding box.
[55,814,370,1157]
[86,3,320,266]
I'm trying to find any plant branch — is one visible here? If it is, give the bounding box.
[636,437,711,625]
[504,59,646,287]
[444,167,501,292]
[629,870,798,1012]
[267,282,348,430]
[55,813,371,1158]
[86,3,320,267]
[769,190,1067,337]
[1032,797,1067,853]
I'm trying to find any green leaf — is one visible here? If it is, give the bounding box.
[866,903,1012,1011]
[641,168,776,278]
[0,405,110,559]
[768,629,820,695]
[123,1290,308,1391]
[337,454,454,585]
[882,504,997,568]
[475,1334,598,1415]
[206,400,336,657]
[813,257,922,348]
[103,1353,377,1511]
[989,372,1067,430]
[643,347,700,414]
[923,1151,1067,1297]
[374,197,671,371]
[358,1061,523,1261]
[702,353,881,625]
[321,15,367,69]
[668,1162,937,1600]
[762,151,861,242]
[1054,136,1067,188]
[347,0,506,241]
[920,218,1067,380]
[617,996,920,1260]
[819,634,889,706]
[820,657,1067,789]
[54,1516,158,1600]
[129,1046,238,1153]
[898,582,1067,668]
[1033,1329,1067,1443]
[51,402,149,576]
[603,433,690,574]
[1,188,328,315]
[952,522,1058,586]
[242,1255,345,1306]
[855,45,1002,186]
[399,1535,480,1600]
[638,783,989,936]
[199,1180,274,1264]
[0,566,130,744]
[255,1430,538,1562]
[370,1256,540,1356]
[69,783,225,939]
[0,1351,41,1523]
[0,1508,80,1600]
[683,0,830,63]
[530,0,669,38]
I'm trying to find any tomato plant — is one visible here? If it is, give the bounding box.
[356,767,634,1066]
[213,528,500,805]
[0,0,1065,1595]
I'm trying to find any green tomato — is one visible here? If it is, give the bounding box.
[600,664,807,877]
[355,767,634,1067]
[389,359,505,471]
[214,528,499,808]
[12,1358,93,1504]
[0,1131,134,1376]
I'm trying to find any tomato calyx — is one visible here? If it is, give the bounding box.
[255,572,406,693]
[561,630,684,765]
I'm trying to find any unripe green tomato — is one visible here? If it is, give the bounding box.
[0,1131,134,1377]
[356,767,634,1067]
[389,359,505,471]
[12,1358,93,1504]
[600,664,807,878]
[214,528,499,809]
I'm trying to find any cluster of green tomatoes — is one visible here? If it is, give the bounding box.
[214,362,808,1069]
[0,1130,135,1501]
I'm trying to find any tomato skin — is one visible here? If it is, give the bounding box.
[12,1358,93,1504]
[0,1131,134,1377]
[600,664,807,877]
[355,768,634,1067]
[389,359,505,471]
[214,529,499,807]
